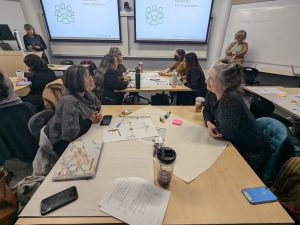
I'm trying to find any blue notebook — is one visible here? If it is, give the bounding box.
[242,186,277,204]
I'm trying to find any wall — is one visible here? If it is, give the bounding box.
[2,0,273,71]
[0,0,26,50]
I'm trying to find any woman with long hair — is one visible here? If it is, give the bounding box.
[158,49,186,77]
[177,52,207,105]
[94,54,129,104]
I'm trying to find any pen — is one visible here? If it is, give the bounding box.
[116,119,124,128]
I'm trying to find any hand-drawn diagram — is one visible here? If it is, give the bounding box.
[103,117,158,143]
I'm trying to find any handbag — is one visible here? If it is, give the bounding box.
[0,171,17,225]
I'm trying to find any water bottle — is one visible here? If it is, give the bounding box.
[171,71,177,88]
[135,67,141,89]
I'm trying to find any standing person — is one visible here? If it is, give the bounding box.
[22,54,56,108]
[23,24,49,63]
[177,52,207,105]
[158,49,186,77]
[109,47,129,77]
[94,54,129,105]
[203,60,271,177]
[224,30,248,64]
[45,65,102,157]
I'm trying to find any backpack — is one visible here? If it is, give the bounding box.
[151,93,170,105]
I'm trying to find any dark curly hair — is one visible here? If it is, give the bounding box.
[0,72,9,101]
[24,54,48,74]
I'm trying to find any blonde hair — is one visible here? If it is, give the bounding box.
[211,60,244,93]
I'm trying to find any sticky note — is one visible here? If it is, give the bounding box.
[277,93,287,97]
[172,119,182,126]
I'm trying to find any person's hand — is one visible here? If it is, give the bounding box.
[207,121,223,139]
[89,111,102,124]
[158,71,163,76]
[123,74,131,81]
[124,69,130,75]
[33,45,40,49]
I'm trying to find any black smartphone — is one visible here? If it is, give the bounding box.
[100,115,112,126]
[40,186,78,215]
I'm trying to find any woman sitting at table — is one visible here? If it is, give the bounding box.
[22,54,56,109]
[44,65,102,157]
[203,60,272,177]
[158,49,186,77]
[176,52,207,105]
[23,24,49,63]
[94,54,129,104]
[109,47,129,76]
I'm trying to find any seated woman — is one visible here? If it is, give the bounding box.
[0,72,38,171]
[176,52,207,105]
[44,65,102,157]
[109,47,129,76]
[22,54,56,108]
[224,30,248,64]
[203,60,271,177]
[158,49,186,77]
[94,54,129,105]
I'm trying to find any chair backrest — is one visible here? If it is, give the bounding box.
[60,60,74,65]
[80,59,97,76]
[256,117,295,185]
[243,67,259,85]
[249,95,275,118]
[42,78,64,110]
[0,102,38,163]
[28,110,55,141]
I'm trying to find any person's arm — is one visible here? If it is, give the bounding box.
[215,95,242,140]
[236,42,248,57]
[225,42,235,56]
[107,73,128,90]
[23,35,30,50]
[202,92,215,126]
[184,69,199,90]
[61,102,81,141]
[37,35,47,51]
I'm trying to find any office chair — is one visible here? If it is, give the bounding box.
[243,67,260,85]
[60,60,74,65]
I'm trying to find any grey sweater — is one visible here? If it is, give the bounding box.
[45,89,101,145]
[203,91,271,176]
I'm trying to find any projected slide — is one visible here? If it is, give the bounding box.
[135,0,213,43]
[41,0,121,41]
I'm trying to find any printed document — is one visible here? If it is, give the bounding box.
[99,177,170,225]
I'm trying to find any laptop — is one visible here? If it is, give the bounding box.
[52,140,103,181]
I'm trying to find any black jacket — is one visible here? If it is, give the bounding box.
[102,69,128,104]
[203,91,272,176]
[23,34,47,51]
[0,102,38,165]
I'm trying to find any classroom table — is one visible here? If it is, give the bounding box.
[9,76,30,97]
[0,51,42,77]
[244,86,300,119]
[116,71,193,93]
[48,64,90,72]
[16,105,293,225]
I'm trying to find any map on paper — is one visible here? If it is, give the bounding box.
[52,140,103,181]
[103,117,158,143]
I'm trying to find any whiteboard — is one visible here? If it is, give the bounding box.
[223,0,300,68]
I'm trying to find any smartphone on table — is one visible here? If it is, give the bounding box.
[40,186,78,215]
[242,186,277,204]
[100,115,112,126]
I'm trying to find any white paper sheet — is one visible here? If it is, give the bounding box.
[247,87,287,95]
[99,177,170,225]
[103,117,158,143]
[130,106,228,183]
